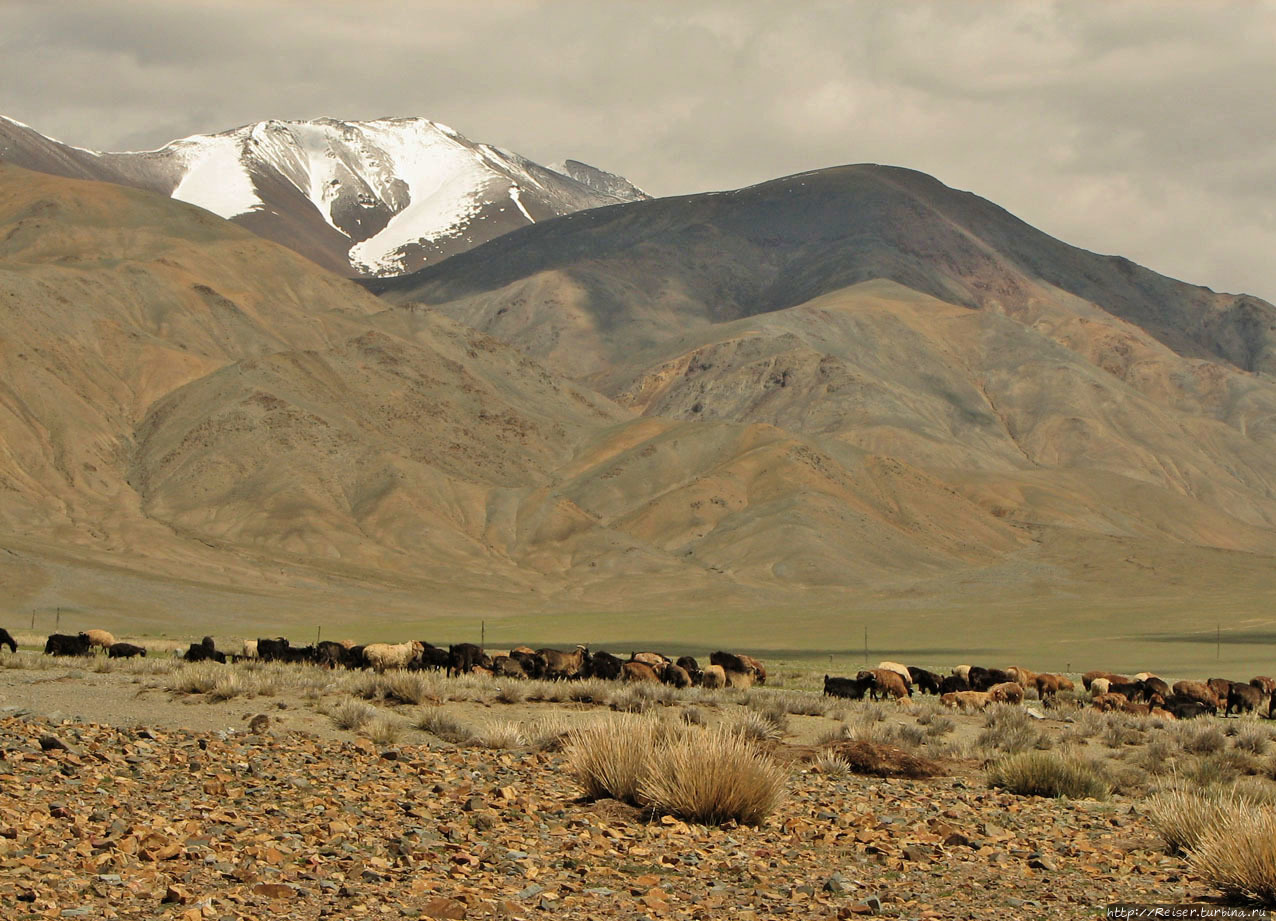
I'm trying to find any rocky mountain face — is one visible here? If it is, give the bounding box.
[0,115,648,277]
[2,158,1276,629]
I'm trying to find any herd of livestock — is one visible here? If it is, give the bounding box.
[5,627,1269,721]
[5,628,766,690]
[824,661,1276,720]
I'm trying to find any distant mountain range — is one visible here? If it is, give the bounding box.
[2,120,1276,634]
[0,115,648,276]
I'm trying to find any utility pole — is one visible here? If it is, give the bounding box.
[863,626,868,665]
[481,621,486,648]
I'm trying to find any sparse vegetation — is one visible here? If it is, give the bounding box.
[641,726,788,826]
[330,698,378,731]
[987,751,1110,800]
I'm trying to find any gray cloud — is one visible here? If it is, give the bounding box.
[2,0,1274,300]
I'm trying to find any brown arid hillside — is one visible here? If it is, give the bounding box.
[2,161,1276,649]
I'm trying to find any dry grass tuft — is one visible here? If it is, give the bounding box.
[472,721,526,750]
[413,706,474,744]
[330,698,378,731]
[1188,808,1276,905]
[730,707,784,743]
[986,750,1109,800]
[977,704,1045,754]
[364,715,403,746]
[168,662,226,695]
[564,714,661,804]
[640,726,787,826]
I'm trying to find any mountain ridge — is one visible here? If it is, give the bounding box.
[0,115,649,277]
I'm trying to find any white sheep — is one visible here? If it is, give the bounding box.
[363,641,423,672]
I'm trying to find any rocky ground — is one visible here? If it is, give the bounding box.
[0,658,1234,921]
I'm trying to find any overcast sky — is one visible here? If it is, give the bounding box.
[3,0,1274,301]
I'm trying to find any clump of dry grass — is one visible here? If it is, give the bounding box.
[168,662,226,695]
[564,714,661,804]
[471,721,525,750]
[986,750,1109,800]
[413,706,474,744]
[1176,721,1228,755]
[330,698,378,731]
[1189,809,1276,905]
[1232,722,1272,755]
[731,706,784,743]
[381,671,437,705]
[364,715,403,746]
[977,704,1045,754]
[640,726,788,826]
[208,671,249,701]
[812,750,851,777]
[494,682,527,704]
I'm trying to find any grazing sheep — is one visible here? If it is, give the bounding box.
[1134,672,1157,682]
[1089,678,1112,697]
[510,645,537,656]
[739,654,767,685]
[1005,667,1037,689]
[1166,696,1214,720]
[1207,678,1235,704]
[675,656,702,684]
[84,629,115,651]
[256,638,290,662]
[621,661,660,683]
[662,663,692,689]
[823,674,871,700]
[630,651,671,677]
[1171,681,1220,713]
[876,661,912,687]
[183,637,226,663]
[44,633,92,656]
[1034,673,1073,699]
[492,655,527,679]
[967,667,995,691]
[1226,683,1267,717]
[1107,680,1151,702]
[942,690,991,711]
[953,665,971,682]
[1252,676,1276,695]
[939,674,970,694]
[363,641,424,672]
[988,681,1024,705]
[510,650,546,679]
[1144,676,1171,699]
[586,651,622,681]
[860,668,909,700]
[447,643,487,676]
[1082,670,1130,690]
[314,640,353,669]
[240,639,259,660]
[107,642,146,659]
[907,667,942,695]
[710,651,758,688]
[700,664,727,689]
[1091,693,1129,713]
[0,627,16,653]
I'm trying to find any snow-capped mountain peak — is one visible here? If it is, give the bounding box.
[0,115,649,276]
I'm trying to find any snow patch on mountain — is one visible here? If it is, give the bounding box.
[168,134,261,219]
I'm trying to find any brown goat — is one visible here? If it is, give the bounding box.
[1172,680,1220,712]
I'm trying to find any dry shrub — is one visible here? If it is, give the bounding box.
[812,750,852,777]
[208,672,248,701]
[679,706,706,726]
[494,682,527,704]
[977,704,1043,754]
[640,726,787,826]
[168,662,225,694]
[525,714,576,751]
[564,714,661,804]
[1232,722,1272,755]
[472,721,525,750]
[413,706,474,744]
[381,671,436,705]
[330,698,378,731]
[1189,808,1276,905]
[1177,722,1227,755]
[731,707,784,744]
[986,751,1109,800]
[564,717,787,826]
[824,740,945,779]
[365,715,403,746]
[1147,786,1252,854]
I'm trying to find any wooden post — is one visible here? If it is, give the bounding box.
[55,607,61,631]
[316,626,322,645]
[30,609,35,630]
[481,621,486,648]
